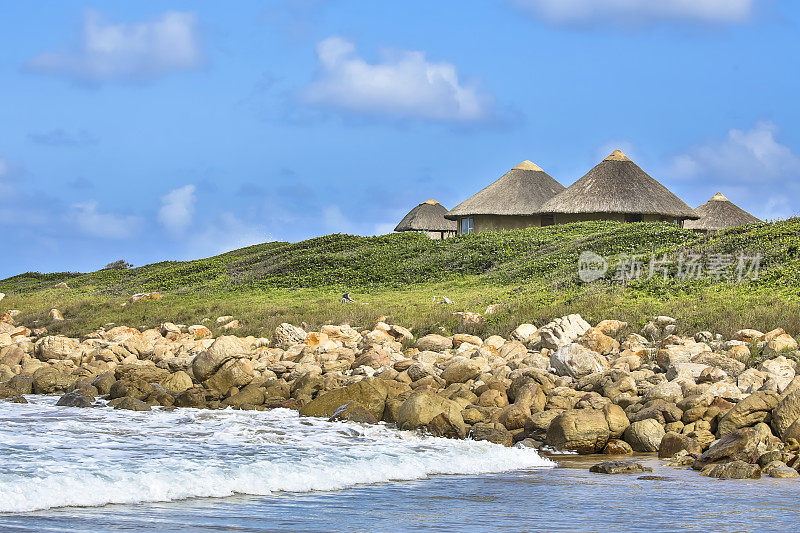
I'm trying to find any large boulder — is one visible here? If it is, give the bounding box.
[758,356,796,391]
[549,343,609,379]
[604,403,630,439]
[111,396,151,411]
[174,387,208,408]
[290,372,324,398]
[643,381,683,404]
[115,364,171,384]
[705,460,761,479]
[539,314,591,350]
[762,334,799,356]
[32,367,75,394]
[470,422,513,447]
[203,358,254,393]
[395,390,466,435]
[273,323,308,349]
[4,374,34,395]
[161,371,193,395]
[579,328,620,355]
[716,390,780,437]
[545,409,610,454]
[192,336,246,382]
[351,347,392,370]
[223,384,265,407]
[771,389,800,439]
[512,324,538,342]
[589,461,653,474]
[623,419,665,452]
[691,352,745,378]
[328,402,379,425]
[658,431,702,458]
[407,362,436,382]
[525,410,563,441]
[416,334,453,352]
[56,390,94,408]
[35,336,79,361]
[732,329,763,342]
[655,342,710,370]
[299,377,398,420]
[0,345,24,367]
[497,404,531,430]
[693,426,768,469]
[441,356,485,384]
[91,372,117,395]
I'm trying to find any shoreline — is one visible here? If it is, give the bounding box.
[3,311,800,480]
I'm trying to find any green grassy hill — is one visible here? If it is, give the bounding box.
[3,219,800,338]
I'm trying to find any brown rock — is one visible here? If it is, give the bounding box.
[603,439,633,455]
[416,334,452,352]
[299,377,399,420]
[579,327,620,355]
[545,409,610,454]
[693,426,767,469]
[717,390,780,437]
[470,422,513,447]
[658,431,702,458]
[328,402,379,425]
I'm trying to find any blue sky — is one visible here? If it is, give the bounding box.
[1,0,799,277]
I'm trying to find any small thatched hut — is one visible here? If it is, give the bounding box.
[684,192,761,232]
[394,199,457,240]
[538,150,698,225]
[444,161,565,234]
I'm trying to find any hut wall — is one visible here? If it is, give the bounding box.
[469,215,541,233]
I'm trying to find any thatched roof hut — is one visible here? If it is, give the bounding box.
[538,150,698,222]
[444,161,565,219]
[394,199,457,239]
[684,192,761,231]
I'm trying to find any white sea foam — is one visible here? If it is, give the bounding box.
[0,398,553,513]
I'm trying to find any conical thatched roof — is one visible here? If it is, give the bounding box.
[684,192,762,231]
[538,150,698,219]
[444,161,565,219]
[394,199,457,232]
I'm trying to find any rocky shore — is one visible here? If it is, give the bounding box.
[3,308,800,480]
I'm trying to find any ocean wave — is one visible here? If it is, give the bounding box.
[0,400,553,513]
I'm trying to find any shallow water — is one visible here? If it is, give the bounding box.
[1,397,797,532]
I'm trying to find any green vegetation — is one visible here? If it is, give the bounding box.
[3,219,800,339]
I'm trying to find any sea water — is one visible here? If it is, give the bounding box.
[0,397,798,532]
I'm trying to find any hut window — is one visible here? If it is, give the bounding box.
[624,213,643,223]
[541,214,555,226]
[460,217,473,234]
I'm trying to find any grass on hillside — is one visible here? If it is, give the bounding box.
[3,220,800,339]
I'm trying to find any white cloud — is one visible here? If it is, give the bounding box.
[182,212,269,258]
[303,37,494,122]
[0,159,8,177]
[158,185,196,236]
[69,201,143,239]
[670,121,800,184]
[513,0,756,26]
[26,10,202,83]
